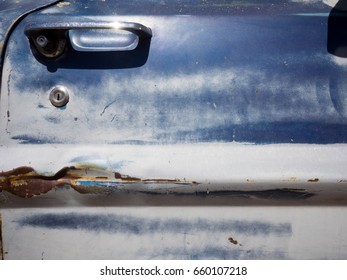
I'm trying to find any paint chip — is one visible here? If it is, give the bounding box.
[57,2,71,8]
[308,178,319,183]
[228,237,238,245]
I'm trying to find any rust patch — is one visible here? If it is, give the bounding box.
[228,237,238,245]
[0,166,34,177]
[0,213,4,260]
[114,172,185,183]
[308,178,319,183]
[114,172,141,181]
[0,166,196,198]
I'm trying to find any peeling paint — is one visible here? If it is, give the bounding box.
[0,166,317,200]
[56,2,71,8]
[0,166,196,198]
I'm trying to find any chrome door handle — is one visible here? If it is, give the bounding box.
[24,21,152,57]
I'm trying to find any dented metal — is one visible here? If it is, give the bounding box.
[0,166,196,198]
[1,160,347,205]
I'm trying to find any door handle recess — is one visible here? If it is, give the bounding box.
[24,21,152,58]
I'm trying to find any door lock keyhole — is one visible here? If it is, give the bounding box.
[49,86,69,107]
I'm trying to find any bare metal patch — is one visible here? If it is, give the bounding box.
[56,2,70,8]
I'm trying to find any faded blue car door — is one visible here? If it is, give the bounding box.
[1,0,347,260]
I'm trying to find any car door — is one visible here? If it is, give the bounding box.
[1,0,347,260]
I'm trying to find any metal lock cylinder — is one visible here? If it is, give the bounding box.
[49,86,69,107]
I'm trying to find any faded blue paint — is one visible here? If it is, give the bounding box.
[160,247,287,260]
[2,0,347,145]
[17,213,292,236]
[11,135,63,144]
[31,0,329,16]
[14,212,292,259]
[75,180,192,187]
[2,1,347,145]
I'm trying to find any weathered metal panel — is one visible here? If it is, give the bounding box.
[0,144,347,204]
[0,0,346,200]
[2,207,347,260]
[1,0,347,260]
[2,0,347,145]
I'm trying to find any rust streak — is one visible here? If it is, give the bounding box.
[114,171,186,183]
[0,166,34,177]
[1,166,196,198]
[114,172,141,181]
[308,178,319,183]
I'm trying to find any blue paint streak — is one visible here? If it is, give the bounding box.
[7,2,344,145]
[11,135,62,144]
[18,213,292,236]
[75,181,192,188]
[159,122,347,144]
[157,246,287,260]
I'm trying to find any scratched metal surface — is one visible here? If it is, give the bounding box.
[2,207,347,260]
[1,0,347,259]
[2,0,347,145]
[0,0,346,200]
